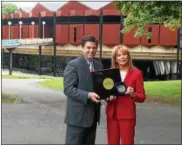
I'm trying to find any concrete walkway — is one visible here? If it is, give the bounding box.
[2,79,181,144]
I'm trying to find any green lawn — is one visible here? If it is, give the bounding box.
[2,93,22,103]
[144,80,181,104]
[2,74,54,79]
[39,79,181,105]
[39,78,64,90]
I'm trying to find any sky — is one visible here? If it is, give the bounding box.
[2,0,113,12]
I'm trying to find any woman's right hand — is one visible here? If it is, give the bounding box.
[105,95,116,101]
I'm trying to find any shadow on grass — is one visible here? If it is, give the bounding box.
[2,93,22,104]
[146,95,181,106]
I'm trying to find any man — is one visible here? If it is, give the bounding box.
[63,35,103,144]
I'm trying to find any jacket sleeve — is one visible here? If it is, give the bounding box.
[134,71,146,103]
[63,62,88,105]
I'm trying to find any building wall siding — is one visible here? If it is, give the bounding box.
[2,2,179,48]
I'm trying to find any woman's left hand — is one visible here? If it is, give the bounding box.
[125,86,135,98]
[105,95,116,101]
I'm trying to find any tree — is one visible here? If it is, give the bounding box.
[114,1,182,37]
[2,3,17,15]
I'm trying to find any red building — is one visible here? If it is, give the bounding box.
[2,1,181,80]
[2,1,179,47]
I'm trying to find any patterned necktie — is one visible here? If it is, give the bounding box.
[89,62,94,72]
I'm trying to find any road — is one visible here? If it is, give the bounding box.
[2,79,181,144]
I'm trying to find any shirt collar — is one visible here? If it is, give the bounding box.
[84,56,93,65]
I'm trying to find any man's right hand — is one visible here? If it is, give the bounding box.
[88,92,100,103]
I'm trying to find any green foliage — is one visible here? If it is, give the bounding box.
[114,1,182,37]
[2,3,17,15]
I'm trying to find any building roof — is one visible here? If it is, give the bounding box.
[57,1,92,11]
[30,3,52,12]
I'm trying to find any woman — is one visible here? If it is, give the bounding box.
[105,45,146,145]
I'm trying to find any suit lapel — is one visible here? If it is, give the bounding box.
[124,67,134,83]
[78,56,91,74]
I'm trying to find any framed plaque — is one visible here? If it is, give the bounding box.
[91,68,127,99]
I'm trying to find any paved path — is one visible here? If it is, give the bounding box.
[2,79,181,144]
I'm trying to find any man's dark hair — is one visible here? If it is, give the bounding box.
[81,35,98,47]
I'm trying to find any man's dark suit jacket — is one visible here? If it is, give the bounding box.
[63,55,103,127]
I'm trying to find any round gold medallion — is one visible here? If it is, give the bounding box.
[103,78,114,90]
[117,85,125,92]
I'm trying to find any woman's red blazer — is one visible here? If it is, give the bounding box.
[105,67,146,119]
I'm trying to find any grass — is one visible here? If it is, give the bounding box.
[39,79,181,105]
[2,93,22,103]
[39,78,64,90]
[144,80,181,105]
[2,74,54,79]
